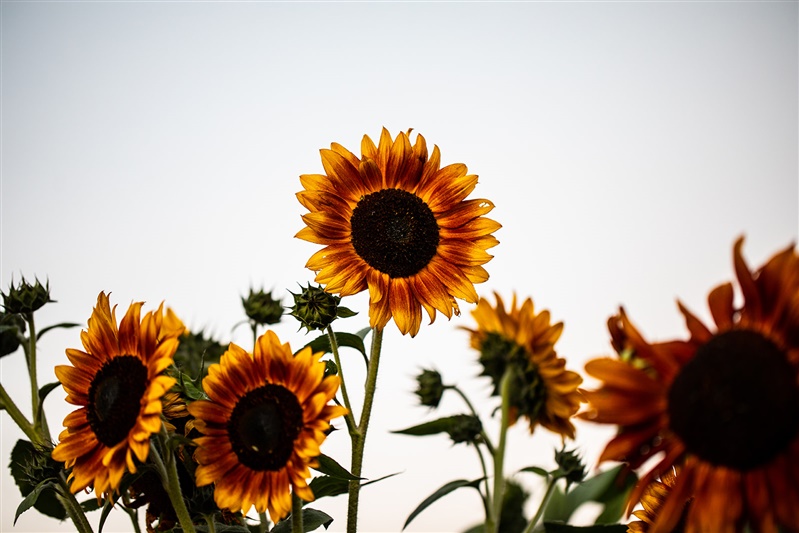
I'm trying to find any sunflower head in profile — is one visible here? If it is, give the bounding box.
[296,128,501,336]
[462,292,583,439]
[52,292,180,495]
[188,330,347,521]
[580,237,799,533]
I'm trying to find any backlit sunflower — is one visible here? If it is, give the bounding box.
[296,128,501,336]
[188,330,347,521]
[52,292,180,495]
[463,292,583,439]
[580,237,799,533]
[628,468,689,533]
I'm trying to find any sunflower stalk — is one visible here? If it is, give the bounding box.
[0,382,42,446]
[346,326,383,533]
[326,326,356,434]
[291,493,303,533]
[490,369,513,533]
[55,471,94,533]
[24,312,51,441]
[152,425,196,533]
[522,475,559,533]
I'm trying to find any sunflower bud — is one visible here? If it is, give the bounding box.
[554,446,586,487]
[446,414,483,445]
[16,441,60,488]
[0,311,25,358]
[242,288,283,326]
[2,277,53,315]
[289,283,354,332]
[415,369,445,408]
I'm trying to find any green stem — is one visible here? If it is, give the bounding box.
[291,492,303,533]
[522,475,559,533]
[346,327,383,533]
[152,426,196,533]
[0,382,42,445]
[56,472,94,533]
[25,313,42,435]
[449,385,495,454]
[326,326,357,434]
[204,514,217,533]
[491,369,513,533]
[472,441,492,524]
[122,507,142,533]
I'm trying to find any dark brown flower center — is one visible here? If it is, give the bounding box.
[350,188,439,278]
[227,383,304,471]
[668,329,799,470]
[87,355,148,447]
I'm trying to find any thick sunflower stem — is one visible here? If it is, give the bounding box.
[291,493,304,533]
[326,326,357,434]
[490,369,513,533]
[56,472,94,533]
[0,382,42,446]
[258,511,270,533]
[153,426,196,533]
[346,327,383,533]
[24,312,51,441]
[522,475,559,533]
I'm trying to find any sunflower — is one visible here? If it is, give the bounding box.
[628,468,689,533]
[188,330,347,521]
[463,292,583,439]
[52,292,180,495]
[580,237,799,533]
[296,128,501,336]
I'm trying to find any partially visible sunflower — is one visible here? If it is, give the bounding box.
[628,467,689,533]
[580,238,799,533]
[463,292,583,439]
[296,128,501,336]
[52,292,180,495]
[188,330,347,521]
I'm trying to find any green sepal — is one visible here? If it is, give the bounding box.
[36,322,81,341]
[403,478,484,530]
[312,453,360,480]
[543,523,628,533]
[336,307,358,319]
[177,370,207,401]
[272,508,334,532]
[14,478,59,525]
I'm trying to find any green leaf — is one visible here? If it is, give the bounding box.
[519,465,551,478]
[312,453,360,480]
[37,381,62,421]
[36,322,81,340]
[543,465,637,524]
[355,327,371,340]
[392,415,469,437]
[304,332,369,367]
[178,371,207,400]
[80,498,102,513]
[543,523,628,533]
[308,475,349,500]
[14,479,56,524]
[403,478,484,530]
[272,508,334,532]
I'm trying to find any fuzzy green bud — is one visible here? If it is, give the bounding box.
[446,414,483,445]
[415,369,445,408]
[554,446,586,487]
[242,288,283,326]
[2,277,53,315]
[289,283,355,332]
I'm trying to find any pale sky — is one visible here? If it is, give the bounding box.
[1,2,797,532]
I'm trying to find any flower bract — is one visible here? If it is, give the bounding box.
[296,128,500,336]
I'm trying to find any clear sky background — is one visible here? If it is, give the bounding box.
[1,1,797,532]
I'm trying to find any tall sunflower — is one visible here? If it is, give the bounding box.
[188,330,347,521]
[52,292,180,495]
[580,238,799,533]
[463,292,583,439]
[296,128,501,336]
